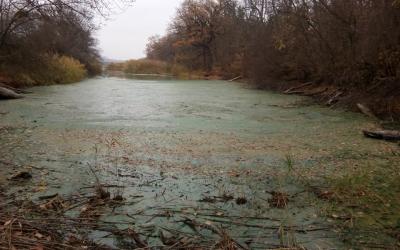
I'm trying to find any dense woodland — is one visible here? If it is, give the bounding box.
[145,0,400,116]
[0,0,132,86]
[1,2,400,249]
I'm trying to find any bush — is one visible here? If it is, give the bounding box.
[106,59,199,79]
[10,54,87,85]
[125,59,168,74]
[48,55,87,84]
[106,62,125,72]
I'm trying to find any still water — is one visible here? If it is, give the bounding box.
[0,77,397,248]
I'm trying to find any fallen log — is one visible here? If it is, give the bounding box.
[363,130,400,141]
[0,86,23,99]
[0,82,30,94]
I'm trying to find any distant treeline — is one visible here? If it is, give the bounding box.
[0,0,132,86]
[106,59,206,79]
[146,0,400,90]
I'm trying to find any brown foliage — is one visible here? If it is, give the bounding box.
[0,0,133,85]
[147,0,400,92]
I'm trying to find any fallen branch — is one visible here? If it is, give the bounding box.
[180,216,248,250]
[307,87,329,96]
[0,87,23,99]
[363,130,400,141]
[357,103,378,120]
[39,193,59,200]
[284,82,313,94]
[127,228,148,248]
[228,76,242,82]
[326,91,343,106]
[0,83,31,94]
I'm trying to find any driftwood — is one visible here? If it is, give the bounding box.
[0,86,23,99]
[307,87,329,96]
[357,103,377,120]
[363,130,400,141]
[0,83,30,94]
[284,82,313,94]
[228,76,242,82]
[326,91,343,106]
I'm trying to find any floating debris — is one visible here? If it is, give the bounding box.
[10,171,32,181]
[235,197,247,205]
[268,191,289,208]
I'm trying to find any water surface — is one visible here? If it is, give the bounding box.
[0,77,397,248]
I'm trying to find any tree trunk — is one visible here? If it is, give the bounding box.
[363,130,400,141]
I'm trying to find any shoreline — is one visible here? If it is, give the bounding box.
[230,77,400,123]
[4,73,400,123]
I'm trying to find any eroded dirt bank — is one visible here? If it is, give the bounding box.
[0,78,399,249]
[251,78,400,122]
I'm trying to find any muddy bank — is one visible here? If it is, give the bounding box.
[242,78,400,122]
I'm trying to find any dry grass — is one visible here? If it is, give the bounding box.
[313,159,400,247]
[7,54,87,86]
[106,59,202,79]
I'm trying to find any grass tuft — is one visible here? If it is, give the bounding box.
[323,160,400,246]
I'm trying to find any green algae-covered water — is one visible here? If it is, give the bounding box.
[0,78,398,248]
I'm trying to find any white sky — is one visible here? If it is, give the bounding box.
[96,0,183,60]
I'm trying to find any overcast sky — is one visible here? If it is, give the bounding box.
[96,0,183,60]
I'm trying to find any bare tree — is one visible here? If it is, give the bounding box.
[0,0,134,50]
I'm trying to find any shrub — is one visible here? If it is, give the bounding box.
[46,55,87,84]
[124,59,168,75]
[106,59,198,79]
[106,62,125,72]
[10,54,88,85]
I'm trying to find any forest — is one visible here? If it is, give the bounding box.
[3,0,400,118]
[1,1,400,249]
[143,0,400,118]
[0,0,114,86]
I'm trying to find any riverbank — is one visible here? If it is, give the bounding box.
[104,59,400,121]
[0,55,93,92]
[105,59,205,80]
[233,77,400,122]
